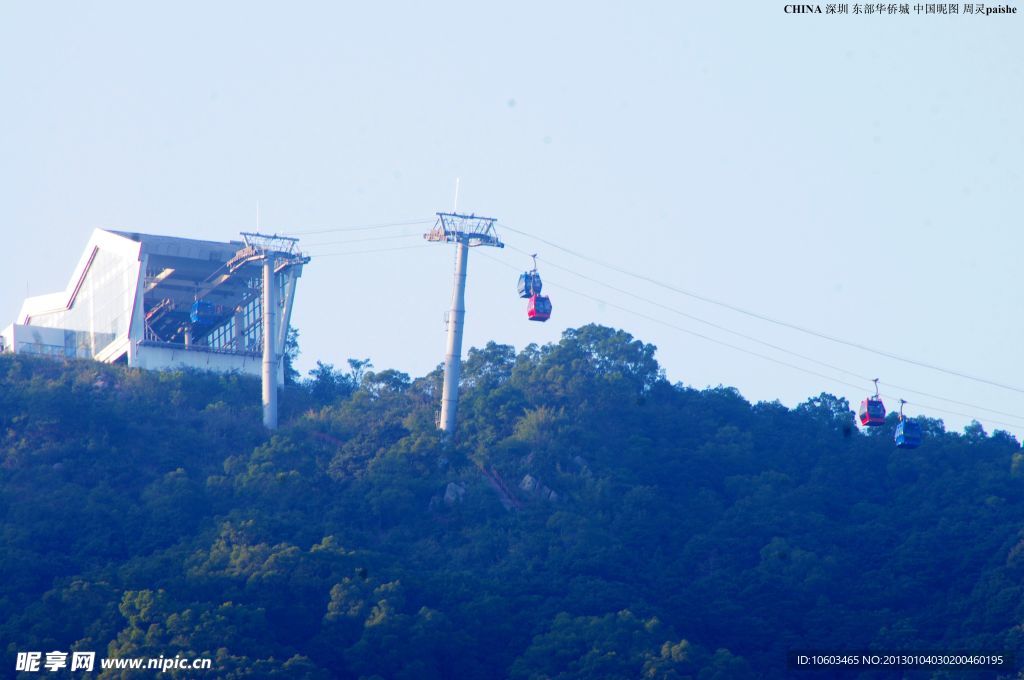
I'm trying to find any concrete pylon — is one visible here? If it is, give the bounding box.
[439,239,469,432]
[262,254,278,429]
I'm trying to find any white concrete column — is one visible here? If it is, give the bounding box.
[262,255,279,429]
[439,239,469,433]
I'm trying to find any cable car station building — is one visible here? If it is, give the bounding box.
[0,229,308,380]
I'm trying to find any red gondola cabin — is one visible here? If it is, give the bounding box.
[858,397,886,427]
[527,294,552,322]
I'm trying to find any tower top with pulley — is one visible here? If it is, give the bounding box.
[424,212,504,248]
[229,232,310,272]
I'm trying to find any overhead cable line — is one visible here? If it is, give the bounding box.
[501,242,1024,425]
[477,251,1024,431]
[477,250,869,390]
[307,244,431,258]
[502,243,870,383]
[283,219,432,237]
[302,232,421,248]
[498,222,1024,396]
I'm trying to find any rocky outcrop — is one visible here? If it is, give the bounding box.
[443,482,466,506]
[519,474,558,502]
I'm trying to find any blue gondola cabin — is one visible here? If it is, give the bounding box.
[518,271,543,299]
[189,300,219,324]
[528,294,552,322]
[895,419,923,449]
[858,397,886,427]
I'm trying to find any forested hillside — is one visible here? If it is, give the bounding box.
[2,324,1023,679]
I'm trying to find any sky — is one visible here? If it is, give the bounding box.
[1,1,1022,438]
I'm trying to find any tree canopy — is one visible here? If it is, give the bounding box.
[1,324,1022,678]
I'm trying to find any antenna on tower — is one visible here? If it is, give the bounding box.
[453,178,460,212]
[424,212,504,434]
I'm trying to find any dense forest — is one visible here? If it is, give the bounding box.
[2,324,1023,679]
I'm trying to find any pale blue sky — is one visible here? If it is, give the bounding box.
[2,2,1021,437]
